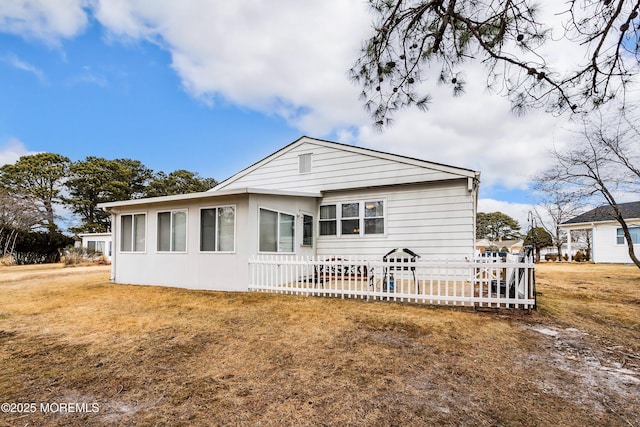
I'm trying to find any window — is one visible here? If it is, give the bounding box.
[87,240,105,254]
[121,214,146,252]
[200,206,235,252]
[341,202,360,235]
[299,153,312,174]
[303,214,313,246]
[319,205,336,236]
[617,227,640,245]
[319,200,384,236]
[157,210,187,252]
[259,208,295,253]
[364,201,385,234]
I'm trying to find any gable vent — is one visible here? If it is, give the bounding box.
[299,153,312,174]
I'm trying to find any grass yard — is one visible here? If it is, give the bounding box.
[0,262,638,426]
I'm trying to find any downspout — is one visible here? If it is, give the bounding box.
[470,173,481,258]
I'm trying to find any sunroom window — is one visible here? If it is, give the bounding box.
[121,213,146,252]
[259,208,295,253]
[158,210,187,252]
[200,206,235,252]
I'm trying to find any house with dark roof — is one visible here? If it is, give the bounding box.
[99,136,480,290]
[559,201,640,263]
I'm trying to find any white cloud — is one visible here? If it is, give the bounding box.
[2,0,636,203]
[0,138,36,166]
[92,0,372,134]
[2,52,46,82]
[0,0,89,44]
[86,0,584,189]
[349,69,576,189]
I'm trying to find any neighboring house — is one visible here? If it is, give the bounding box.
[475,239,524,254]
[78,232,113,261]
[99,136,480,291]
[560,201,640,263]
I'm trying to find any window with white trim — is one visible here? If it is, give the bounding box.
[319,205,336,236]
[319,200,385,236]
[121,213,146,252]
[200,206,236,252]
[617,227,640,245]
[157,210,187,252]
[259,208,295,252]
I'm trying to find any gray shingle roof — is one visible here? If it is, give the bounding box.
[563,201,640,224]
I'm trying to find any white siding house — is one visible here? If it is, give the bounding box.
[99,136,480,291]
[78,232,113,261]
[559,201,640,263]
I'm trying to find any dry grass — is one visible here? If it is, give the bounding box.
[0,262,638,426]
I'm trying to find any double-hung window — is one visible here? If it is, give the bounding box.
[319,200,384,236]
[364,201,384,234]
[341,203,360,235]
[121,213,146,252]
[200,206,235,252]
[157,210,187,252]
[617,227,640,245]
[259,208,295,253]
[319,205,337,236]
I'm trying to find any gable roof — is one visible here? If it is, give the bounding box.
[562,201,640,225]
[212,136,479,192]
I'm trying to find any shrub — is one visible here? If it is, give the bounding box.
[0,255,15,266]
[545,253,558,262]
[574,251,585,262]
[63,247,110,266]
[563,254,569,262]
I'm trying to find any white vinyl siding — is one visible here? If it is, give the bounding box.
[317,181,474,260]
[121,213,145,252]
[157,210,187,252]
[216,140,472,193]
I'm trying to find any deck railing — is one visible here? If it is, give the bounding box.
[248,254,536,309]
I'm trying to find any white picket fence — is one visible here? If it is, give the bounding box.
[248,254,536,309]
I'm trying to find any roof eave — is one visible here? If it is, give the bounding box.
[98,187,322,210]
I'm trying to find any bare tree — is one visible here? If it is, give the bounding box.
[532,180,584,259]
[352,0,640,126]
[538,108,640,269]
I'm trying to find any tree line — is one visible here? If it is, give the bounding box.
[476,211,554,262]
[0,153,216,263]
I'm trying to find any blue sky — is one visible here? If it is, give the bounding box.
[0,25,299,182]
[0,1,582,228]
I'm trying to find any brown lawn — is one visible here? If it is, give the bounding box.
[0,262,638,426]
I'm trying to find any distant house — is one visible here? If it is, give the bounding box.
[98,136,480,291]
[476,238,524,254]
[560,201,640,263]
[78,232,113,261]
